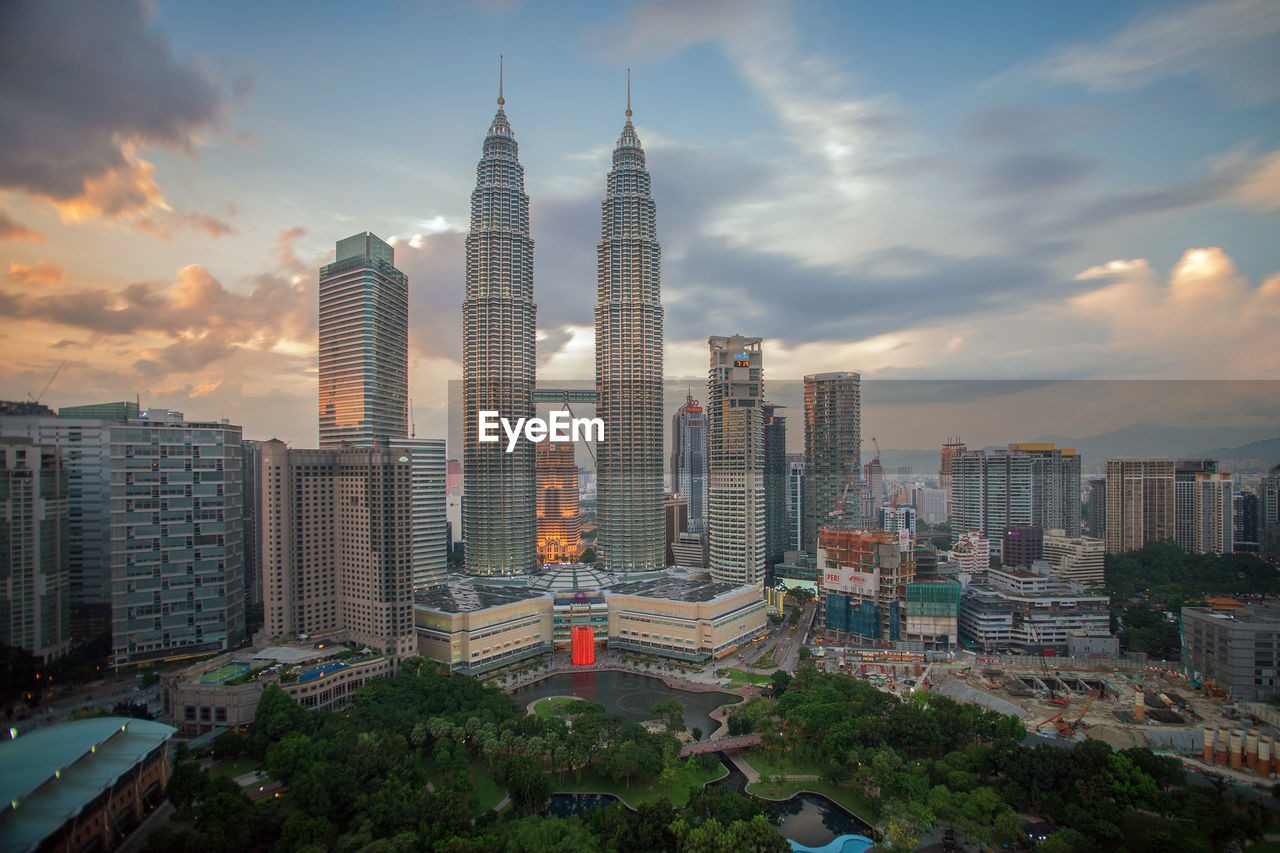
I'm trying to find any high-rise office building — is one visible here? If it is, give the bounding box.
[0,438,70,661]
[670,394,708,534]
[708,335,765,585]
[1104,458,1175,554]
[536,441,581,565]
[862,455,884,522]
[940,437,966,518]
[917,487,947,524]
[390,438,448,589]
[462,85,537,575]
[241,439,263,605]
[1,412,113,637]
[786,456,805,553]
[260,440,415,658]
[1086,478,1106,540]
[318,232,408,448]
[595,88,664,573]
[110,411,245,667]
[663,494,688,567]
[763,403,788,566]
[802,372,861,553]
[1235,491,1260,553]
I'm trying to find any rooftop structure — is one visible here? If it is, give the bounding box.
[0,717,175,853]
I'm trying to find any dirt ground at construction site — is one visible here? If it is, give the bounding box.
[952,661,1258,769]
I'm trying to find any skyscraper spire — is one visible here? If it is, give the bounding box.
[595,75,664,572]
[463,87,537,575]
[498,54,504,106]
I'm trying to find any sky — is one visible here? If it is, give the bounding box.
[1,0,1279,450]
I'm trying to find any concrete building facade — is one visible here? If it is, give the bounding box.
[260,441,415,658]
[1042,529,1106,588]
[109,411,245,667]
[707,335,765,585]
[1105,458,1175,554]
[0,438,70,661]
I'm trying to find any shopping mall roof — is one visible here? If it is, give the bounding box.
[606,575,745,603]
[0,717,176,853]
[415,579,548,613]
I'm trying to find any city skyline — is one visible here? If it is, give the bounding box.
[2,1,1278,448]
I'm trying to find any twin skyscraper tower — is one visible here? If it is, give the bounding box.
[463,72,665,576]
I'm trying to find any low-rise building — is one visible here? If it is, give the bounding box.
[1042,529,1106,588]
[160,644,395,735]
[0,717,175,853]
[957,565,1111,652]
[411,564,767,671]
[1182,603,1280,702]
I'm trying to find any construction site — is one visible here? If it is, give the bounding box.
[932,655,1278,787]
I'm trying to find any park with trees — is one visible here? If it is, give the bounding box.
[142,653,1270,852]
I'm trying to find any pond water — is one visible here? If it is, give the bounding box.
[509,669,738,736]
[774,793,874,849]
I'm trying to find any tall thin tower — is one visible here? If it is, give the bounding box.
[462,61,537,575]
[596,72,665,572]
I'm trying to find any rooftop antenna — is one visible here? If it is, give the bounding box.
[498,55,504,106]
[409,397,416,438]
[626,68,632,119]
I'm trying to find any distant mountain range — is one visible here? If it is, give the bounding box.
[880,423,1280,475]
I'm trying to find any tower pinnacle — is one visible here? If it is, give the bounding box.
[498,54,504,106]
[626,68,632,118]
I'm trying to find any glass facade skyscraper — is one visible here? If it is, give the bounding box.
[802,371,862,553]
[670,394,708,534]
[595,93,664,572]
[318,232,409,448]
[462,93,538,575]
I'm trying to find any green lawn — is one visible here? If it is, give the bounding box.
[741,750,816,778]
[533,696,577,717]
[746,777,880,825]
[206,758,263,781]
[723,667,775,685]
[552,761,728,808]
[468,763,506,814]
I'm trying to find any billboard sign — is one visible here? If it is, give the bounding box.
[822,565,879,596]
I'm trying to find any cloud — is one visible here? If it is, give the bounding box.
[1040,0,1280,98]
[0,0,227,229]
[0,263,313,376]
[1067,247,1280,376]
[8,259,65,286]
[0,211,44,242]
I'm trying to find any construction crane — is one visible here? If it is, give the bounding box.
[1068,694,1096,731]
[27,360,65,405]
